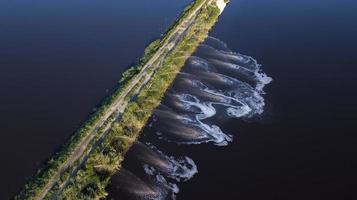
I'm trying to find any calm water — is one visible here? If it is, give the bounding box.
[1,0,357,199]
[108,0,357,200]
[0,0,190,199]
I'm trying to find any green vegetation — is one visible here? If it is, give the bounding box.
[15,0,225,199]
[59,2,222,200]
[14,38,161,200]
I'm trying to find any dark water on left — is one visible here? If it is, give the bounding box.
[0,0,190,199]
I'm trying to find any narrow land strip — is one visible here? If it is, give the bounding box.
[15,0,227,199]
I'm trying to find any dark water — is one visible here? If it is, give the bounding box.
[108,0,357,200]
[0,0,190,199]
[107,36,272,199]
[1,0,357,199]
[190,0,357,199]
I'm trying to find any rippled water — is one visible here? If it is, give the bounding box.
[106,37,272,199]
[2,0,356,199]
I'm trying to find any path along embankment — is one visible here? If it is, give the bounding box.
[15,1,227,199]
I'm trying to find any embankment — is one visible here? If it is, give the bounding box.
[15,0,227,199]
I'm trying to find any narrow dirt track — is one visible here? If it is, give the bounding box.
[35,1,213,199]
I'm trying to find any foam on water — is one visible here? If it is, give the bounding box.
[109,37,272,200]
[152,97,232,146]
[115,142,197,200]
[147,36,271,148]
[111,169,159,199]
[136,142,197,181]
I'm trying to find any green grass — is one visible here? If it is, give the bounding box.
[59,2,222,200]
[15,1,224,199]
[14,39,161,200]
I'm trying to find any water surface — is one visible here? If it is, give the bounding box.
[108,0,357,199]
[178,0,357,199]
[1,0,357,199]
[0,0,190,198]
[106,36,272,199]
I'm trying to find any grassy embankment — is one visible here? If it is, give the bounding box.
[59,2,222,200]
[14,1,208,200]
